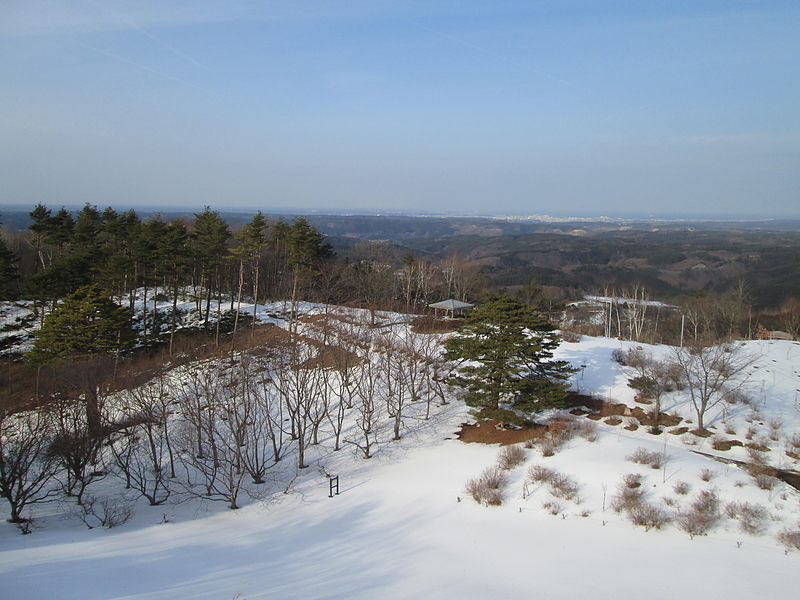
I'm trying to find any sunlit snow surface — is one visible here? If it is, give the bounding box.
[2,304,800,599]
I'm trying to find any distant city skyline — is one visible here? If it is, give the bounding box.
[1,1,798,218]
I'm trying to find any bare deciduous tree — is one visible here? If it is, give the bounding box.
[113,373,177,505]
[672,343,754,431]
[0,408,61,523]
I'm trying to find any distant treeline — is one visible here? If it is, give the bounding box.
[0,204,485,329]
[2,206,799,344]
[399,228,800,311]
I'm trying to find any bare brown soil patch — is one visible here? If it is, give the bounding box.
[628,406,682,427]
[745,442,771,452]
[669,427,690,435]
[604,417,623,426]
[456,420,546,445]
[711,438,744,451]
[563,393,606,412]
[410,315,463,334]
[299,313,357,325]
[691,428,714,438]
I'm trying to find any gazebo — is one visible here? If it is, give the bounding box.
[428,299,474,318]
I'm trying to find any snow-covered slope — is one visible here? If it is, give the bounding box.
[2,318,799,599]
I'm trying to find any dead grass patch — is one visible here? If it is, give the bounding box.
[456,421,546,445]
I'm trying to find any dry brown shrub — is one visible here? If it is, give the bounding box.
[628,502,672,531]
[542,499,565,515]
[676,489,721,538]
[527,464,557,484]
[726,501,769,536]
[610,484,646,514]
[610,477,670,531]
[548,473,580,502]
[465,465,508,506]
[497,444,527,470]
[673,480,692,495]
[776,529,800,551]
[626,447,670,469]
[575,419,599,442]
[623,473,644,489]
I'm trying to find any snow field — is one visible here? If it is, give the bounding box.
[2,305,800,599]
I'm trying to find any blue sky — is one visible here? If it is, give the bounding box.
[1,1,798,218]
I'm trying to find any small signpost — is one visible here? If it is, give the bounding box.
[329,475,339,498]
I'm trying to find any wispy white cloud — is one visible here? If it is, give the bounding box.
[74,40,225,98]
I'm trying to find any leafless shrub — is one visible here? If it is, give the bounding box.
[726,501,769,536]
[575,419,598,442]
[610,476,670,530]
[548,473,580,502]
[497,445,526,470]
[723,389,750,405]
[755,434,773,449]
[77,495,133,529]
[527,464,557,484]
[746,446,768,463]
[724,424,736,435]
[610,483,647,514]
[626,348,648,370]
[542,499,565,515]
[479,465,507,490]
[663,496,678,507]
[754,473,779,491]
[787,433,800,451]
[699,468,715,482]
[547,419,576,448]
[673,480,692,495]
[745,458,779,491]
[611,348,627,365]
[768,418,784,441]
[465,465,508,506]
[626,447,670,469]
[627,502,673,531]
[623,417,639,431]
[776,528,800,551]
[526,465,580,502]
[623,473,644,489]
[676,489,721,538]
[538,438,557,457]
[745,426,757,440]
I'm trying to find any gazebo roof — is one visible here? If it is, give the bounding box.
[428,299,474,310]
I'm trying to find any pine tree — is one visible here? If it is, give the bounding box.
[230,212,269,337]
[192,207,231,338]
[27,284,133,365]
[273,217,333,329]
[27,284,134,435]
[443,294,574,422]
[0,214,19,300]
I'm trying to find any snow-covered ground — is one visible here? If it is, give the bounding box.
[2,306,800,599]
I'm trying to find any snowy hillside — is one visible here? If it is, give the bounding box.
[1,305,800,599]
